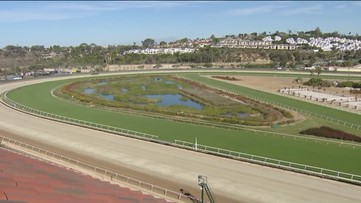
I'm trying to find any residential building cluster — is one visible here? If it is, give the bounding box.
[286,37,361,51]
[190,38,213,48]
[125,38,212,55]
[126,36,301,55]
[125,47,195,55]
[3,33,360,58]
[212,38,296,50]
[285,38,309,45]
[262,36,282,42]
[152,38,213,49]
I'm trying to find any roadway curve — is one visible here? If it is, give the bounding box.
[1,71,361,203]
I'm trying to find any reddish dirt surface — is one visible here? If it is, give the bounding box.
[0,129,237,203]
[0,147,174,203]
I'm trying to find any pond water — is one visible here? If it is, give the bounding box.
[177,85,183,90]
[146,94,202,110]
[84,88,96,94]
[83,87,114,100]
[165,80,174,84]
[223,112,247,118]
[100,94,114,100]
[98,81,108,85]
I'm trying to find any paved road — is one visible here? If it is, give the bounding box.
[1,72,361,203]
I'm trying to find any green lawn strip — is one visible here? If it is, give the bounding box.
[5,77,361,175]
[183,74,361,128]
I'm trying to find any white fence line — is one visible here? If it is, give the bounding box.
[183,75,361,131]
[5,90,361,149]
[223,87,361,130]
[260,87,361,115]
[2,90,361,186]
[174,139,361,185]
[1,92,158,141]
[0,136,194,203]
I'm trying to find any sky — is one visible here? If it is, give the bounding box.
[1,1,361,48]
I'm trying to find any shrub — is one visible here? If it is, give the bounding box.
[303,78,331,87]
[204,63,213,68]
[337,81,354,88]
[300,126,361,142]
[352,82,361,88]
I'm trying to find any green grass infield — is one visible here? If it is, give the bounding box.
[6,73,361,176]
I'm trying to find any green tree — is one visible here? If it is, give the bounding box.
[142,38,155,48]
[343,60,353,67]
[31,45,45,52]
[279,59,287,67]
[308,55,316,66]
[210,35,219,44]
[50,45,62,53]
[314,27,322,36]
[204,63,213,68]
[159,41,167,47]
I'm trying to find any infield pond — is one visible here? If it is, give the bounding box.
[84,87,203,110]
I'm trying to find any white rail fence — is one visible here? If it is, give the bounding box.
[2,91,361,186]
[223,87,361,130]
[56,87,361,148]
[0,136,194,203]
[252,85,361,115]
[184,75,361,131]
[4,91,361,149]
[1,92,158,142]
[174,140,361,185]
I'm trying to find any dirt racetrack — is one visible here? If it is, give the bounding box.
[210,75,357,97]
[1,70,361,203]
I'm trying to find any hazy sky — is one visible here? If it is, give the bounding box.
[1,1,360,47]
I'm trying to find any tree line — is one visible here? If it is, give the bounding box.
[1,26,361,74]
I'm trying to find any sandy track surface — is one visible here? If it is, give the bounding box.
[209,75,357,97]
[1,72,361,203]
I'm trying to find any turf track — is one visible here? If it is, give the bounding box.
[6,72,361,175]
